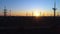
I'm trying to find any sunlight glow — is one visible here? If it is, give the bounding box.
[34,9,40,16]
[34,12,40,16]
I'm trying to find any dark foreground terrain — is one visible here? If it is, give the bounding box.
[0,16,60,34]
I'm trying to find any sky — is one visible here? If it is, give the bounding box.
[0,0,60,16]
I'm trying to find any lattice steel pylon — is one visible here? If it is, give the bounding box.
[4,6,7,16]
[52,0,56,17]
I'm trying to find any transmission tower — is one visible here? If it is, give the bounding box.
[32,11,33,16]
[52,0,56,17]
[4,6,7,16]
[26,12,28,16]
[10,9,11,16]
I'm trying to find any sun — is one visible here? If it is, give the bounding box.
[33,9,41,17]
[35,13,40,16]
[34,12,40,16]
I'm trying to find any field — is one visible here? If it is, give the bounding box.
[0,16,60,34]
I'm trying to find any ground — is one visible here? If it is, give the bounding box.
[0,16,60,34]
